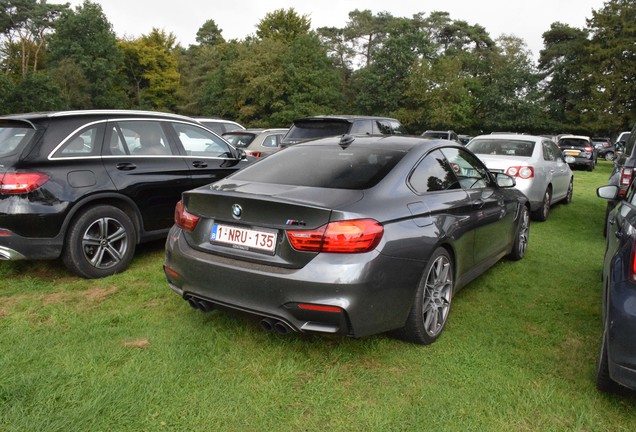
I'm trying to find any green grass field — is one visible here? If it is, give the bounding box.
[1,160,636,431]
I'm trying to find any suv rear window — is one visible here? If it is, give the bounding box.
[223,133,256,148]
[0,122,36,158]
[231,145,404,189]
[285,121,351,141]
[558,138,589,148]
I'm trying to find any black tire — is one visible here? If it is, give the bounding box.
[531,188,552,222]
[62,205,136,278]
[393,248,454,345]
[605,152,615,161]
[587,162,594,171]
[563,180,573,205]
[596,320,621,393]
[508,205,529,261]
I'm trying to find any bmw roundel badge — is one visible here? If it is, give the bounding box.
[231,204,243,219]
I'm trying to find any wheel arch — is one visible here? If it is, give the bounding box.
[61,193,143,244]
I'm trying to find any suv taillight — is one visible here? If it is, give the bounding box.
[619,167,633,196]
[174,200,200,232]
[0,172,49,194]
[287,219,383,253]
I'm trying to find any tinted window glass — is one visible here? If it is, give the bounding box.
[112,120,171,155]
[54,125,102,157]
[439,147,492,189]
[261,134,282,148]
[286,121,350,140]
[468,139,535,157]
[231,146,405,189]
[409,150,460,193]
[223,133,256,148]
[558,138,589,148]
[174,123,231,157]
[349,119,374,135]
[0,124,35,158]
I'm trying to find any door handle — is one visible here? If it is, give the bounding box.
[116,162,137,171]
[192,161,208,168]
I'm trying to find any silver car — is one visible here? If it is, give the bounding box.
[467,134,573,221]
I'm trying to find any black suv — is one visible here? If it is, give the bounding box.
[280,115,405,147]
[0,110,250,278]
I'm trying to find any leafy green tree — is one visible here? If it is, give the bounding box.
[119,28,180,111]
[583,0,636,134]
[50,57,91,109]
[5,71,63,112]
[538,23,590,131]
[477,36,545,133]
[199,34,342,126]
[196,19,225,46]
[47,0,126,108]
[0,0,67,76]
[256,8,310,42]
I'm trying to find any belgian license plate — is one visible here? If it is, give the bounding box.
[211,223,277,254]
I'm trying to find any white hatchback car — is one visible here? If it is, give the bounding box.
[467,134,574,221]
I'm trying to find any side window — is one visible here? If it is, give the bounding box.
[350,120,374,135]
[173,123,232,157]
[439,147,493,190]
[113,121,171,156]
[375,120,393,135]
[262,134,281,148]
[54,125,103,157]
[409,150,460,193]
[542,142,555,161]
[549,142,564,162]
[104,125,129,156]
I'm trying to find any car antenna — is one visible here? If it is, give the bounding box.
[339,134,355,149]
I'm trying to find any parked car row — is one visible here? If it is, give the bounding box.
[595,120,636,394]
[3,109,632,396]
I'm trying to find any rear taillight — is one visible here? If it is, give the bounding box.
[631,242,636,282]
[619,168,633,196]
[246,151,262,157]
[0,172,49,194]
[287,219,383,253]
[584,146,594,152]
[174,200,200,232]
[506,166,534,179]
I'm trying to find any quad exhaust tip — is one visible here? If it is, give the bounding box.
[260,318,292,335]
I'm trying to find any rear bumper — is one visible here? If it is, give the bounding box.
[0,230,63,260]
[164,227,423,338]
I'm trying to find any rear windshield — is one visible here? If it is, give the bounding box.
[422,132,450,139]
[231,145,405,189]
[558,138,589,148]
[468,139,535,157]
[0,123,36,158]
[223,133,256,148]
[285,121,351,141]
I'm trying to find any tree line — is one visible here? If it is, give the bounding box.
[1,0,635,138]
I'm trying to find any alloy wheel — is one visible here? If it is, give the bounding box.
[81,217,129,269]
[421,255,453,337]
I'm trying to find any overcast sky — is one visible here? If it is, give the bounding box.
[67,0,607,59]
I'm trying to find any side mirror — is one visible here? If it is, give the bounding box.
[236,148,247,160]
[495,172,516,188]
[597,185,619,200]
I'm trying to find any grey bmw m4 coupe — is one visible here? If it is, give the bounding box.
[164,135,530,344]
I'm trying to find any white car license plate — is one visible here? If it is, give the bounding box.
[211,224,277,253]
